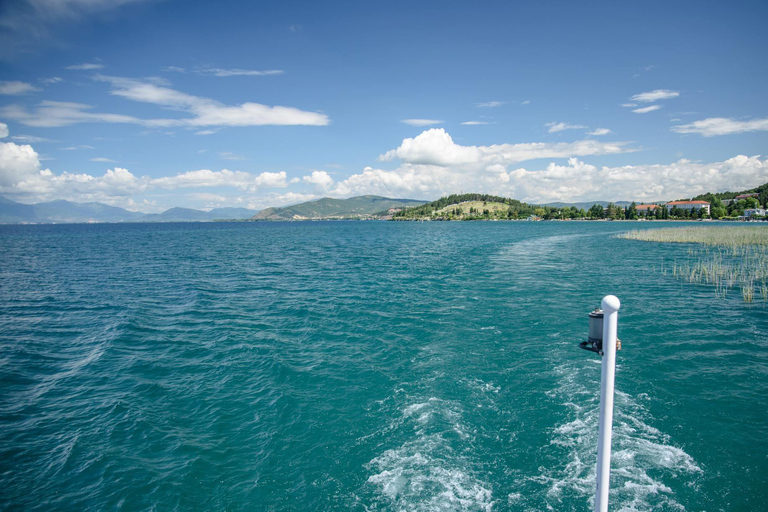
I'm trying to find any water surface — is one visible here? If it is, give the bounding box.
[1,221,766,510]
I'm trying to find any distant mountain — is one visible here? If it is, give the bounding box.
[543,200,634,209]
[0,195,37,223]
[207,207,258,220]
[0,195,259,224]
[32,200,145,223]
[252,195,426,220]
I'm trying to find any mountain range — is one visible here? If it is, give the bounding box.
[0,195,258,224]
[252,195,425,220]
[0,195,426,224]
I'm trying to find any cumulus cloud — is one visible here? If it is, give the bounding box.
[633,105,661,114]
[630,89,680,102]
[2,77,330,128]
[401,119,443,126]
[546,122,587,133]
[332,154,768,204]
[302,170,334,190]
[152,169,288,190]
[0,140,42,186]
[0,81,41,95]
[671,117,768,137]
[378,128,633,167]
[588,128,611,136]
[0,122,8,138]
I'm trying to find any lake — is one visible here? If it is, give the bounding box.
[1,221,766,510]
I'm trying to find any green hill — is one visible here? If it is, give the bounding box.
[393,193,539,220]
[252,195,426,220]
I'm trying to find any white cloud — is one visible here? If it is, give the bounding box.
[60,144,95,150]
[461,121,489,125]
[331,154,768,204]
[476,101,505,108]
[198,68,284,77]
[162,66,186,73]
[631,89,680,102]
[152,169,253,189]
[378,128,633,167]
[91,157,116,162]
[65,63,104,70]
[219,151,246,160]
[0,81,41,95]
[195,129,217,135]
[633,105,662,114]
[40,77,63,84]
[546,122,587,133]
[253,171,289,188]
[588,128,611,136]
[150,169,287,191]
[2,101,141,127]
[0,123,7,138]
[401,119,443,126]
[101,75,329,127]
[621,103,638,108]
[2,77,330,128]
[671,117,768,137]
[302,170,334,190]
[521,100,530,105]
[0,141,41,187]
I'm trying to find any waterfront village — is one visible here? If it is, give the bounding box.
[388,192,768,222]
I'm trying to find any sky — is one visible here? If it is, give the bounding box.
[0,0,767,212]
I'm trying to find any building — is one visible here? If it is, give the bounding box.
[743,208,766,219]
[735,193,759,200]
[635,204,659,213]
[665,200,711,215]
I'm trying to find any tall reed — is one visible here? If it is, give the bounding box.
[620,226,768,303]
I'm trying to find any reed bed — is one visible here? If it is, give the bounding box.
[619,226,768,303]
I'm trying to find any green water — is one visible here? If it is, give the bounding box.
[1,221,766,511]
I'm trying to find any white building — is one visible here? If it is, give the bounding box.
[665,200,711,215]
[743,208,766,218]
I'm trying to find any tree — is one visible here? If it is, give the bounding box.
[711,206,727,219]
[627,202,638,220]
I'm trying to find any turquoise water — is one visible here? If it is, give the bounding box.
[1,221,766,511]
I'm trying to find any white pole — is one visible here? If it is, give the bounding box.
[595,295,620,512]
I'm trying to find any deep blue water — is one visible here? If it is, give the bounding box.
[1,221,766,511]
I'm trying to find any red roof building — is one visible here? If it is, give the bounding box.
[665,200,710,214]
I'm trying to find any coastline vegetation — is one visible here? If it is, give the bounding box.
[620,226,768,303]
[391,182,768,222]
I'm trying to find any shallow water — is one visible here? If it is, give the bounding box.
[1,221,766,511]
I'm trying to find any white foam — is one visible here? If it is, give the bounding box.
[367,400,494,511]
[532,362,702,510]
[367,439,495,512]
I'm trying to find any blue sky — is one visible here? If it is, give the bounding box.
[0,0,767,211]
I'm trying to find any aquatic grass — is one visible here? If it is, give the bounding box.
[618,226,768,247]
[620,226,768,303]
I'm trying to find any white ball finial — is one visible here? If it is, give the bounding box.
[601,295,621,313]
